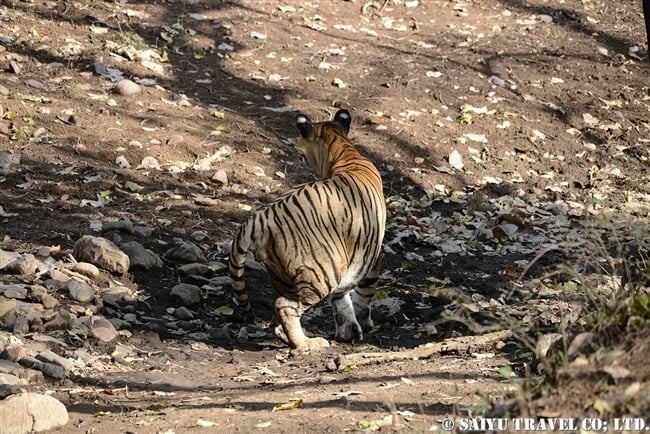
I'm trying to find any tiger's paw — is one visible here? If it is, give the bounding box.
[295,337,330,352]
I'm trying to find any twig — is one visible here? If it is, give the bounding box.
[334,329,513,370]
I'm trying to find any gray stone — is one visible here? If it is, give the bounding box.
[70,262,100,279]
[18,356,65,379]
[101,220,134,234]
[65,280,96,303]
[108,318,131,331]
[12,315,29,334]
[0,359,22,374]
[3,254,38,275]
[0,383,23,399]
[0,392,69,434]
[1,284,28,299]
[178,263,212,277]
[121,241,163,270]
[0,250,21,269]
[170,283,202,306]
[36,350,74,373]
[72,235,130,274]
[174,306,195,320]
[133,225,156,238]
[164,241,206,264]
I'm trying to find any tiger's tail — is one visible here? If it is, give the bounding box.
[229,220,255,318]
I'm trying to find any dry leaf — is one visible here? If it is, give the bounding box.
[272,399,303,412]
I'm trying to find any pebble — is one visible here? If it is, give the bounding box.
[134,226,156,238]
[178,263,212,277]
[66,280,96,303]
[0,250,22,269]
[170,283,202,306]
[2,254,37,275]
[91,316,118,343]
[167,134,184,146]
[212,169,229,185]
[114,78,141,96]
[164,241,207,264]
[0,383,23,397]
[18,356,65,379]
[174,306,195,320]
[0,392,69,433]
[72,235,130,275]
[36,350,74,373]
[120,241,163,270]
[0,300,18,319]
[102,220,134,234]
[71,262,100,279]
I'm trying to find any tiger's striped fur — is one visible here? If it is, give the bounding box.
[229,109,386,351]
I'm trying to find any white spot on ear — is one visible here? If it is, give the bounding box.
[338,112,350,121]
[296,115,308,124]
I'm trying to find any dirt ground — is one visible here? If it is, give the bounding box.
[1,0,649,433]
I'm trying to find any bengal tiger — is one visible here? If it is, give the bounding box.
[229,109,386,351]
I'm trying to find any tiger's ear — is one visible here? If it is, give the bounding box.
[296,114,314,139]
[333,109,351,135]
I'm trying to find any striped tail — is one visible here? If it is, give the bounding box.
[229,221,255,318]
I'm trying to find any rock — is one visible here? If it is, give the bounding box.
[164,241,206,264]
[72,235,130,274]
[0,359,22,374]
[105,286,133,300]
[2,284,28,299]
[0,383,23,399]
[43,311,71,331]
[91,316,118,343]
[70,262,100,279]
[0,299,18,319]
[174,306,195,320]
[0,345,27,362]
[17,357,65,379]
[114,79,141,96]
[36,246,51,257]
[190,230,209,242]
[39,293,59,309]
[25,79,45,90]
[0,376,26,389]
[167,134,184,146]
[0,250,22,269]
[170,283,202,306]
[101,220,134,234]
[120,241,163,270]
[212,168,228,185]
[133,226,156,238]
[36,351,74,373]
[178,263,212,277]
[47,269,70,282]
[2,254,38,275]
[0,152,21,176]
[65,280,96,303]
[0,392,69,433]
[12,316,29,334]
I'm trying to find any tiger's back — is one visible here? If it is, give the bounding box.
[229,109,386,351]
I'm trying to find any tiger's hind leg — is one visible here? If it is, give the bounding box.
[353,256,382,333]
[331,290,364,342]
[274,296,330,351]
